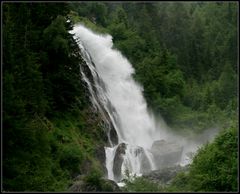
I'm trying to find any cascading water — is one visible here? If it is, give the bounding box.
[70,24,168,182]
[69,23,221,184]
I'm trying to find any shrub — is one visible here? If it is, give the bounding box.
[84,169,103,191]
[59,144,83,174]
[168,125,238,192]
[123,177,162,192]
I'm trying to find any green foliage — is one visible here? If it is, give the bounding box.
[43,16,69,54]
[3,2,238,192]
[3,2,107,192]
[68,11,109,34]
[3,115,70,191]
[70,4,238,192]
[68,2,237,132]
[69,2,108,27]
[216,63,237,109]
[122,177,162,192]
[166,172,190,192]
[168,125,238,192]
[59,144,83,174]
[82,168,120,192]
[84,169,103,191]
[190,126,237,191]
[98,2,237,131]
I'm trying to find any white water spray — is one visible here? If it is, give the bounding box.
[70,24,160,181]
[70,24,219,183]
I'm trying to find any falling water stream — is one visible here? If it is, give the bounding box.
[70,24,161,182]
[69,24,219,183]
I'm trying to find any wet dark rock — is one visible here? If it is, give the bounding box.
[95,145,108,175]
[69,179,85,192]
[140,156,151,174]
[113,143,126,182]
[143,165,189,185]
[81,54,118,146]
[100,178,121,192]
[151,139,183,169]
[81,57,96,85]
[69,175,121,192]
[133,146,151,174]
[109,126,118,145]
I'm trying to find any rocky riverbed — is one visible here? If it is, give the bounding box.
[69,174,121,192]
[142,164,190,185]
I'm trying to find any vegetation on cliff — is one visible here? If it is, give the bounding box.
[3,3,107,191]
[2,2,238,192]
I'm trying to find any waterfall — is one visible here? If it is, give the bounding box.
[70,24,162,182]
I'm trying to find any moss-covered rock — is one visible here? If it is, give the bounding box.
[69,173,121,192]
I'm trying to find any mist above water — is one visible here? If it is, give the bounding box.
[70,24,220,182]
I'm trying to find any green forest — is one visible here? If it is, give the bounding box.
[2,1,238,192]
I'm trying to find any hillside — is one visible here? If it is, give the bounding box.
[2,2,238,192]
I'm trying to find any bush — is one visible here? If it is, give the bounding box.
[168,125,238,192]
[123,177,162,192]
[84,169,103,191]
[59,144,83,174]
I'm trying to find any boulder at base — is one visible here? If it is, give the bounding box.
[113,143,126,182]
[151,139,183,169]
[132,146,151,174]
[69,175,121,192]
[142,165,189,185]
[113,143,152,181]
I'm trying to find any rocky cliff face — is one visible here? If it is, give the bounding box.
[79,43,119,147]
